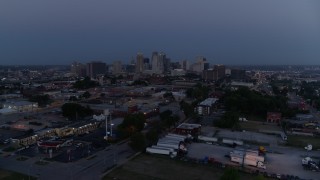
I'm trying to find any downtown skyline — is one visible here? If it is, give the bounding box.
[0,0,320,65]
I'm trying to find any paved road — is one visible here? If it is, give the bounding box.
[0,141,134,180]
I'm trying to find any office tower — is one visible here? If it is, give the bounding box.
[71,61,86,77]
[112,60,122,75]
[151,51,159,73]
[135,53,144,73]
[180,60,189,71]
[86,61,106,78]
[202,64,226,81]
[213,65,226,80]
[191,56,209,73]
[158,52,166,73]
[151,51,165,74]
[163,57,171,73]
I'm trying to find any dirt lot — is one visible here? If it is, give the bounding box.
[104,154,260,180]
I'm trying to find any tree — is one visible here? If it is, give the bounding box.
[29,94,52,107]
[129,132,146,152]
[118,113,146,135]
[220,168,240,180]
[69,96,78,101]
[82,91,91,99]
[215,111,239,129]
[179,100,195,117]
[145,129,159,145]
[61,103,93,120]
[73,77,99,89]
[159,110,172,121]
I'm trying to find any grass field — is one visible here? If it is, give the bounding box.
[240,121,282,132]
[103,154,264,180]
[286,135,320,149]
[0,169,36,180]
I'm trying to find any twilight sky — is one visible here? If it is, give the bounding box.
[0,0,320,65]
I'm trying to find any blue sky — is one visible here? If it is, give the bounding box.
[0,0,320,65]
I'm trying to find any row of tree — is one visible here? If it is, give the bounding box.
[223,87,295,119]
[118,110,181,151]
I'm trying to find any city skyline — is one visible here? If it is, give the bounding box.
[0,0,320,65]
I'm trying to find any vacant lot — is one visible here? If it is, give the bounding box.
[286,135,320,150]
[0,169,36,180]
[103,154,260,180]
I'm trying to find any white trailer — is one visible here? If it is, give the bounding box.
[245,154,264,162]
[146,147,177,157]
[222,138,243,146]
[198,136,218,143]
[167,133,187,138]
[244,158,266,169]
[157,142,180,150]
[151,145,175,152]
[163,136,185,141]
[222,138,234,145]
[158,139,182,144]
[165,135,185,141]
[157,142,187,152]
[230,150,266,169]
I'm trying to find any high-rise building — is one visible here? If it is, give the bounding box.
[158,52,166,73]
[202,65,226,81]
[180,60,189,71]
[112,60,122,75]
[152,51,165,74]
[86,61,106,78]
[191,56,209,73]
[151,51,159,73]
[135,53,144,73]
[213,65,226,79]
[71,62,86,77]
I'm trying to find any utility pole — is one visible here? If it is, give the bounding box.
[104,109,109,140]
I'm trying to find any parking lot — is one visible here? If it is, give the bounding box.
[201,126,281,146]
[187,142,319,180]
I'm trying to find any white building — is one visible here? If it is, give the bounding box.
[171,69,186,76]
[195,98,218,116]
[3,101,38,112]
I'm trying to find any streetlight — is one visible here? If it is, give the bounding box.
[110,123,114,137]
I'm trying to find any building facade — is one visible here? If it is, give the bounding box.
[135,53,144,73]
[86,61,106,78]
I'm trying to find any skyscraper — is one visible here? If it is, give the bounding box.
[112,60,122,75]
[135,53,144,73]
[213,65,226,80]
[180,60,189,71]
[152,51,164,74]
[191,56,209,73]
[71,61,86,77]
[151,51,159,73]
[158,52,166,73]
[86,61,106,78]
